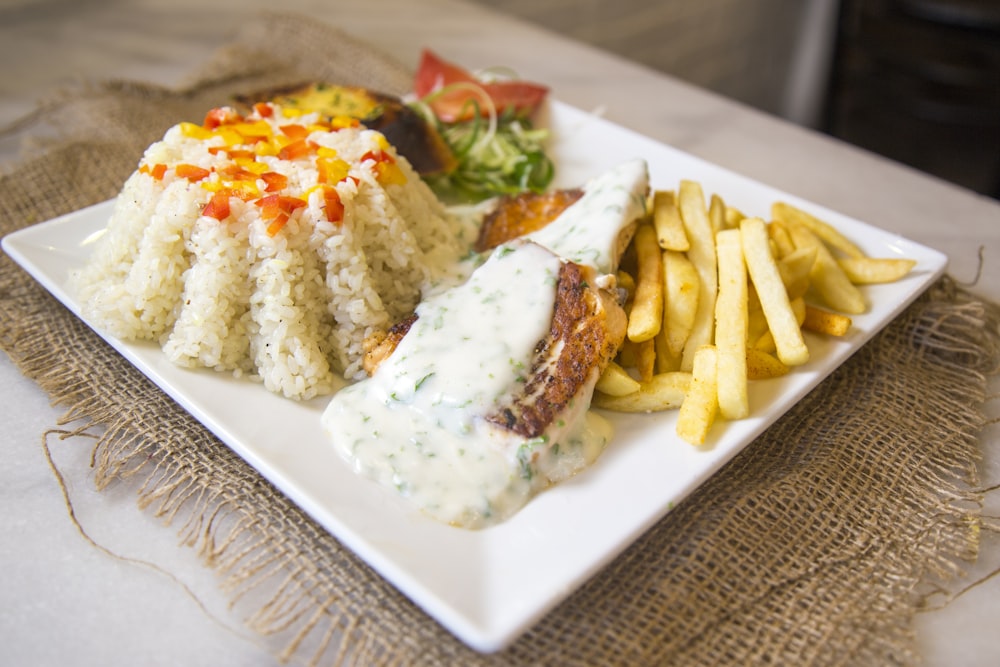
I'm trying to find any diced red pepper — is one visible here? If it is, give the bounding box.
[257,195,306,235]
[278,139,314,161]
[361,150,394,165]
[260,171,288,193]
[175,164,212,181]
[203,107,243,130]
[208,147,257,160]
[253,102,274,118]
[322,186,344,224]
[255,194,307,220]
[255,193,280,219]
[217,164,257,181]
[279,124,310,141]
[266,212,290,236]
[361,150,405,185]
[139,163,168,180]
[202,192,231,221]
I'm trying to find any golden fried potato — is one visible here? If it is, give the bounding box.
[662,249,700,358]
[837,257,917,284]
[803,305,853,337]
[626,223,664,343]
[593,372,691,412]
[677,180,717,370]
[777,246,817,300]
[772,201,864,259]
[714,229,749,420]
[785,222,866,314]
[676,345,719,446]
[741,217,809,366]
[746,348,790,380]
[652,190,690,251]
[595,361,642,396]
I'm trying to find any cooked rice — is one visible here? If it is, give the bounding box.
[71,104,468,399]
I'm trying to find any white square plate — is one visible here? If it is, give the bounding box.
[2,100,947,652]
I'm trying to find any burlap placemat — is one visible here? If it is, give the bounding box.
[2,12,999,666]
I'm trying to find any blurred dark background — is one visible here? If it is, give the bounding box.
[473,0,1000,200]
[823,0,999,199]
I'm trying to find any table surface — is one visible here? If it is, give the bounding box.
[2,1,998,665]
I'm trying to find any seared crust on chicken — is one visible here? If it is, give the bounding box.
[362,313,417,376]
[474,188,584,253]
[486,260,625,438]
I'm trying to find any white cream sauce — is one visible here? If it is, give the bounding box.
[321,159,649,529]
[526,158,649,274]
[322,241,612,528]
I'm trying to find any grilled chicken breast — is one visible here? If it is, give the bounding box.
[322,159,649,528]
[474,188,583,253]
[485,259,625,438]
[362,253,627,439]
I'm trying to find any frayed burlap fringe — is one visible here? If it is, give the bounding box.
[2,11,1000,666]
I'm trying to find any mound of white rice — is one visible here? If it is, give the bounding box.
[71,103,469,399]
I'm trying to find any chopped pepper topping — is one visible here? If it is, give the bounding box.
[175,164,211,182]
[202,191,231,221]
[256,194,308,236]
[139,163,168,180]
[322,186,344,224]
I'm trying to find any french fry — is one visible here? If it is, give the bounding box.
[837,257,917,284]
[777,245,817,300]
[790,296,807,326]
[654,327,682,373]
[746,261,770,351]
[785,222,866,314]
[593,372,690,412]
[617,339,637,369]
[725,206,747,229]
[662,249,700,357]
[652,190,690,251]
[803,305,852,337]
[626,223,664,343]
[596,361,641,396]
[709,193,727,234]
[740,217,810,366]
[600,174,915,431]
[714,228,749,420]
[746,348,790,380]
[772,201,865,259]
[767,220,796,258]
[677,180,717,371]
[633,338,657,382]
[676,345,719,445]
[747,297,772,352]
[753,329,777,354]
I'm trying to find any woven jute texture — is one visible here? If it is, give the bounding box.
[2,12,999,666]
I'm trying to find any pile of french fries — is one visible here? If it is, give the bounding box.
[594,179,916,445]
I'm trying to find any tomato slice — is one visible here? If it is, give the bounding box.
[413,49,548,122]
